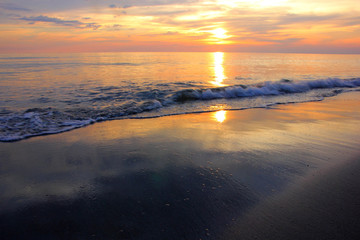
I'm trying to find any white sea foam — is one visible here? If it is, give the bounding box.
[1,78,360,142]
[0,109,95,141]
[172,78,360,101]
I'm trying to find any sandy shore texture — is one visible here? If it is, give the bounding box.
[1,91,360,240]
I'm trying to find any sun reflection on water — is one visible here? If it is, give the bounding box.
[213,110,227,123]
[211,52,227,87]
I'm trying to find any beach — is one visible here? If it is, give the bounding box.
[1,90,359,239]
[1,0,360,238]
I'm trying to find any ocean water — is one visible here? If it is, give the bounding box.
[1,52,360,141]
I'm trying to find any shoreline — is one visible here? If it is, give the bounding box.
[2,80,360,143]
[1,91,360,239]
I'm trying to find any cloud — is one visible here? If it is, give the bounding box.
[343,16,360,27]
[142,31,180,37]
[20,15,82,26]
[114,0,200,8]
[164,31,179,35]
[0,2,31,11]
[1,0,359,53]
[134,8,191,17]
[277,13,340,25]
[19,15,101,30]
[84,23,102,30]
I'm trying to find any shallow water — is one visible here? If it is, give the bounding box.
[1,52,360,141]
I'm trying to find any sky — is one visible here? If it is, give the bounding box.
[0,0,359,53]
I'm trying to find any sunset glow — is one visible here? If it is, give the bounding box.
[212,52,227,86]
[214,110,227,123]
[211,28,228,40]
[0,0,359,53]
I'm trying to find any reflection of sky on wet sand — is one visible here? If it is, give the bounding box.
[0,165,255,239]
[213,110,227,123]
[1,92,360,239]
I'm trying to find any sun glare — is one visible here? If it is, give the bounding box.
[211,28,228,39]
[257,0,288,7]
[211,52,227,86]
[214,110,227,123]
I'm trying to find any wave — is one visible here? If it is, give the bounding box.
[1,78,360,142]
[171,78,360,102]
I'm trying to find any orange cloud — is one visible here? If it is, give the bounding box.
[0,0,359,53]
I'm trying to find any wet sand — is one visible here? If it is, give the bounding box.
[223,154,360,240]
[0,91,360,239]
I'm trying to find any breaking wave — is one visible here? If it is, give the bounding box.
[1,78,360,142]
[171,78,360,102]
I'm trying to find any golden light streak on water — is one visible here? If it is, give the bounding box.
[211,52,227,86]
[213,110,227,123]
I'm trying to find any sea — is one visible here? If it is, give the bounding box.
[1,52,360,141]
